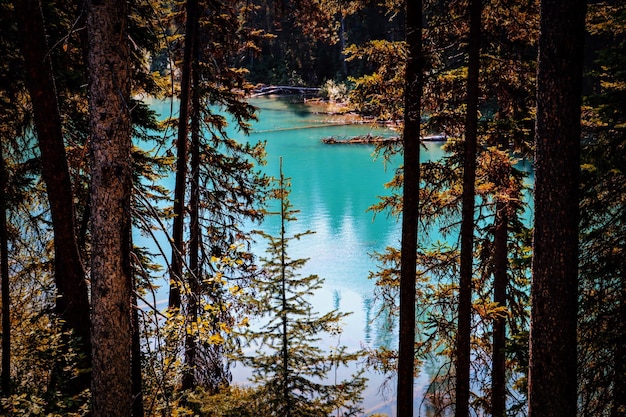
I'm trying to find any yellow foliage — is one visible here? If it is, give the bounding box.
[219,322,231,334]
[208,333,224,345]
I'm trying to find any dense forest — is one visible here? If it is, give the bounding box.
[0,0,624,416]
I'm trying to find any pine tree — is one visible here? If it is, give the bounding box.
[240,158,365,417]
[528,0,586,416]
[455,1,481,415]
[0,125,10,397]
[13,1,92,397]
[168,0,198,311]
[87,0,133,414]
[362,1,537,414]
[158,0,268,398]
[578,2,626,415]
[397,0,423,415]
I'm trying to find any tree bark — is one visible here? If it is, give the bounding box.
[1,140,10,396]
[491,94,511,417]
[528,1,586,416]
[491,192,508,417]
[339,14,348,77]
[131,251,145,417]
[13,0,91,393]
[279,158,291,417]
[396,1,422,416]
[87,0,133,415]
[182,10,201,389]
[169,0,199,310]
[456,1,481,416]
[612,269,626,417]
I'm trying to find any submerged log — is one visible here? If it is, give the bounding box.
[322,134,400,144]
[322,133,447,144]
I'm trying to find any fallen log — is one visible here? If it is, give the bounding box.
[251,85,321,97]
[322,134,401,144]
[322,133,447,144]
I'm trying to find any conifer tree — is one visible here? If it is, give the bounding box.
[456,1,481,415]
[87,0,133,414]
[0,131,9,397]
[13,1,92,397]
[168,0,198,311]
[397,0,423,415]
[358,1,537,414]
[0,5,18,398]
[528,0,586,416]
[578,2,626,415]
[240,158,365,417]
[159,0,268,397]
[0,5,92,409]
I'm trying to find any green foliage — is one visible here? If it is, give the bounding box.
[360,0,537,415]
[0,219,91,415]
[241,0,339,85]
[162,0,269,397]
[578,3,626,415]
[237,160,366,417]
[1,0,624,415]
[182,385,266,417]
[242,1,401,86]
[346,40,407,121]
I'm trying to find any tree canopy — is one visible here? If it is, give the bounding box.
[0,0,624,416]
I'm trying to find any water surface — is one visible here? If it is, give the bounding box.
[145,96,447,415]
[235,97,446,415]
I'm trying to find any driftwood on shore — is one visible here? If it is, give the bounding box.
[252,85,321,97]
[322,133,447,145]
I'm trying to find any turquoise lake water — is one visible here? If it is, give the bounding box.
[144,96,450,415]
[239,97,452,415]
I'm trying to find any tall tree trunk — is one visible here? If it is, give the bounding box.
[1,141,10,396]
[528,1,586,416]
[87,0,133,415]
[491,96,511,417]
[491,177,508,417]
[339,14,348,77]
[279,158,293,417]
[612,267,626,417]
[456,1,481,416]
[169,0,199,310]
[131,246,145,417]
[182,23,201,391]
[13,0,91,393]
[396,0,422,415]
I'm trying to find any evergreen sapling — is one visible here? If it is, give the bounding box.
[241,158,366,417]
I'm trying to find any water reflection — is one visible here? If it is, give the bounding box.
[232,98,449,414]
[144,96,449,415]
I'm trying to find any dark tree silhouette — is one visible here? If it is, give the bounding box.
[13,0,92,395]
[0,136,9,396]
[528,0,586,416]
[169,0,199,311]
[397,0,423,415]
[456,0,481,415]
